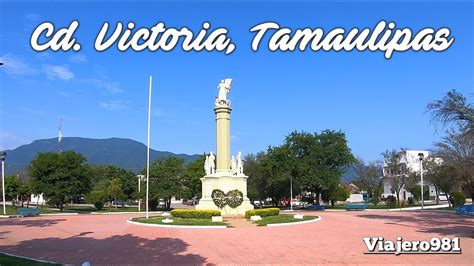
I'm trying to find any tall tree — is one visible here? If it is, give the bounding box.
[90,165,137,205]
[260,145,292,206]
[427,90,473,201]
[245,152,267,204]
[354,159,384,205]
[146,156,185,210]
[427,90,473,133]
[181,155,205,200]
[106,178,122,210]
[435,131,473,201]
[285,130,355,204]
[382,149,407,205]
[29,151,92,211]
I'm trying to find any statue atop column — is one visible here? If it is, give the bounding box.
[215,78,232,107]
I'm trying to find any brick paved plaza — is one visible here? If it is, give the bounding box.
[0,211,472,264]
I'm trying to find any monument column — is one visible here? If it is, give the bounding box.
[214,106,231,171]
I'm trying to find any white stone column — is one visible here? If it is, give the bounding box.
[214,106,232,171]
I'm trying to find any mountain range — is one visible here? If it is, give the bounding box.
[3,137,201,175]
[3,137,358,183]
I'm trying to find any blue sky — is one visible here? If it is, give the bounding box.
[0,0,473,162]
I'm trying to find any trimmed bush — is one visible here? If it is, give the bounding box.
[85,190,106,211]
[385,195,397,208]
[407,197,415,206]
[171,209,221,219]
[149,198,159,211]
[449,192,466,207]
[245,208,280,219]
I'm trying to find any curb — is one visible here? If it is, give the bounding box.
[0,251,59,265]
[40,213,79,216]
[126,218,227,229]
[267,216,322,227]
[91,211,162,215]
[388,204,450,211]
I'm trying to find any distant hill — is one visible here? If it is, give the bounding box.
[341,165,358,184]
[4,137,201,175]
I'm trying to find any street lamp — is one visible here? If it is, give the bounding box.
[1,152,6,215]
[418,152,424,210]
[290,175,293,211]
[137,175,144,212]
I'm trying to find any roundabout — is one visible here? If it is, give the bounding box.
[126,213,320,228]
[0,211,472,264]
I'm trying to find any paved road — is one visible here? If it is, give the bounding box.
[0,211,472,264]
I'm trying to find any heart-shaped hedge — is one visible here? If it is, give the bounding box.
[211,189,244,209]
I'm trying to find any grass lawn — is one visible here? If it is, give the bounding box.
[252,215,317,226]
[132,216,226,226]
[0,253,59,265]
[3,204,151,216]
[324,204,435,210]
[2,205,69,215]
[95,206,140,212]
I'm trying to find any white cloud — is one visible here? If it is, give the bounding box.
[0,54,36,76]
[89,78,123,93]
[25,13,41,22]
[69,54,87,64]
[0,131,30,150]
[24,13,42,33]
[43,64,75,80]
[100,100,128,111]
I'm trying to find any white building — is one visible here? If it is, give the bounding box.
[382,150,440,201]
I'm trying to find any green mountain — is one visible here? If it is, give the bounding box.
[4,137,201,175]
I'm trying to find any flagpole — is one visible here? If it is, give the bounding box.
[146,75,152,219]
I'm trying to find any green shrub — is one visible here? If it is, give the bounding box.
[245,208,280,219]
[149,198,159,211]
[385,195,397,208]
[170,209,221,219]
[85,190,106,211]
[449,192,466,207]
[407,197,415,206]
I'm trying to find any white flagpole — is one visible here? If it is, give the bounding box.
[146,76,152,219]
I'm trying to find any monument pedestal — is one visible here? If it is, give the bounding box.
[196,171,254,215]
[195,79,254,216]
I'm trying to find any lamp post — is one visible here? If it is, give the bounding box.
[137,175,144,212]
[1,152,6,215]
[418,152,424,210]
[290,175,293,211]
[145,76,152,219]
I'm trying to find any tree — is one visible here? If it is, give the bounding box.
[434,131,473,201]
[90,165,137,205]
[421,158,444,204]
[106,178,122,210]
[427,90,473,133]
[5,175,20,204]
[427,90,473,201]
[354,159,384,205]
[324,185,350,207]
[285,130,355,204]
[260,145,293,206]
[181,155,205,201]
[435,164,460,208]
[146,156,185,210]
[382,150,407,205]
[245,152,267,204]
[85,190,106,210]
[29,151,92,211]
